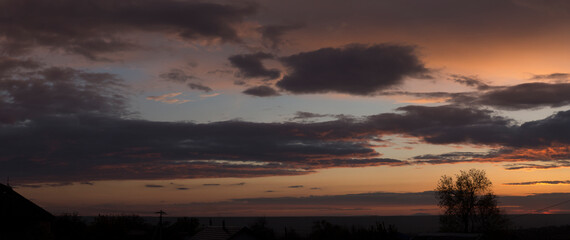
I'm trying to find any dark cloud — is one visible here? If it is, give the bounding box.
[413,152,492,164]
[288,111,354,122]
[504,180,570,186]
[228,52,281,80]
[257,23,304,49]
[501,192,570,213]
[16,184,43,189]
[503,162,570,171]
[17,182,73,188]
[81,181,95,185]
[232,182,246,186]
[276,44,428,95]
[231,191,436,206]
[177,187,190,190]
[46,182,73,187]
[310,187,322,190]
[175,191,570,215]
[0,62,128,124]
[475,83,570,110]
[187,83,213,93]
[145,184,164,188]
[242,85,280,97]
[531,73,570,82]
[291,111,331,120]
[0,0,256,60]
[288,185,303,188]
[6,84,570,182]
[159,69,197,83]
[0,57,42,76]
[159,69,213,93]
[260,0,570,45]
[449,74,491,90]
[0,104,511,182]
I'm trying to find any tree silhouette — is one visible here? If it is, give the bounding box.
[435,169,507,233]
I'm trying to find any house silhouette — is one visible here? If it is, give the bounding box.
[188,226,258,240]
[0,183,54,239]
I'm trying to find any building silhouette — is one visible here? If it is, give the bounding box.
[0,183,54,239]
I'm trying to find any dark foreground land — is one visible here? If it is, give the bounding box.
[28,214,569,240]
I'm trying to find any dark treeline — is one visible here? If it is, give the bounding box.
[51,214,402,240]
[53,213,200,240]
[50,214,570,240]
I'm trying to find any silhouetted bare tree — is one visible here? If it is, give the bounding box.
[435,169,508,233]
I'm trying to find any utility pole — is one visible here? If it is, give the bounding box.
[153,210,167,240]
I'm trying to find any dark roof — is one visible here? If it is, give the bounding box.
[189,226,253,240]
[0,183,54,221]
[412,233,482,240]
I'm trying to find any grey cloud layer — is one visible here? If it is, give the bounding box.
[0,58,128,124]
[242,85,280,97]
[229,52,280,80]
[2,58,570,183]
[4,60,570,183]
[0,0,255,60]
[476,83,570,110]
[5,78,570,182]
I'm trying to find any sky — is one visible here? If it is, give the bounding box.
[2,0,570,217]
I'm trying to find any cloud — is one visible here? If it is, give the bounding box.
[504,180,570,185]
[261,0,570,48]
[177,187,190,190]
[0,0,256,60]
[531,73,570,82]
[291,111,331,120]
[276,44,429,95]
[288,185,303,188]
[0,62,128,124]
[0,57,42,76]
[200,93,221,98]
[257,23,304,49]
[232,182,246,186]
[159,69,197,83]
[242,85,280,97]
[475,83,570,110]
[187,83,213,93]
[159,69,212,92]
[501,192,570,214]
[7,78,570,183]
[503,163,569,170]
[170,191,570,215]
[17,182,73,188]
[145,184,164,188]
[146,92,192,104]
[413,152,492,165]
[229,191,436,206]
[228,52,281,80]
[449,74,491,90]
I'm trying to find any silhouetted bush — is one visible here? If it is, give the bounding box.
[251,217,276,240]
[164,217,201,240]
[90,214,152,240]
[53,212,88,240]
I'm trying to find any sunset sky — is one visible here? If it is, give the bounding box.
[2,0,570,216]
